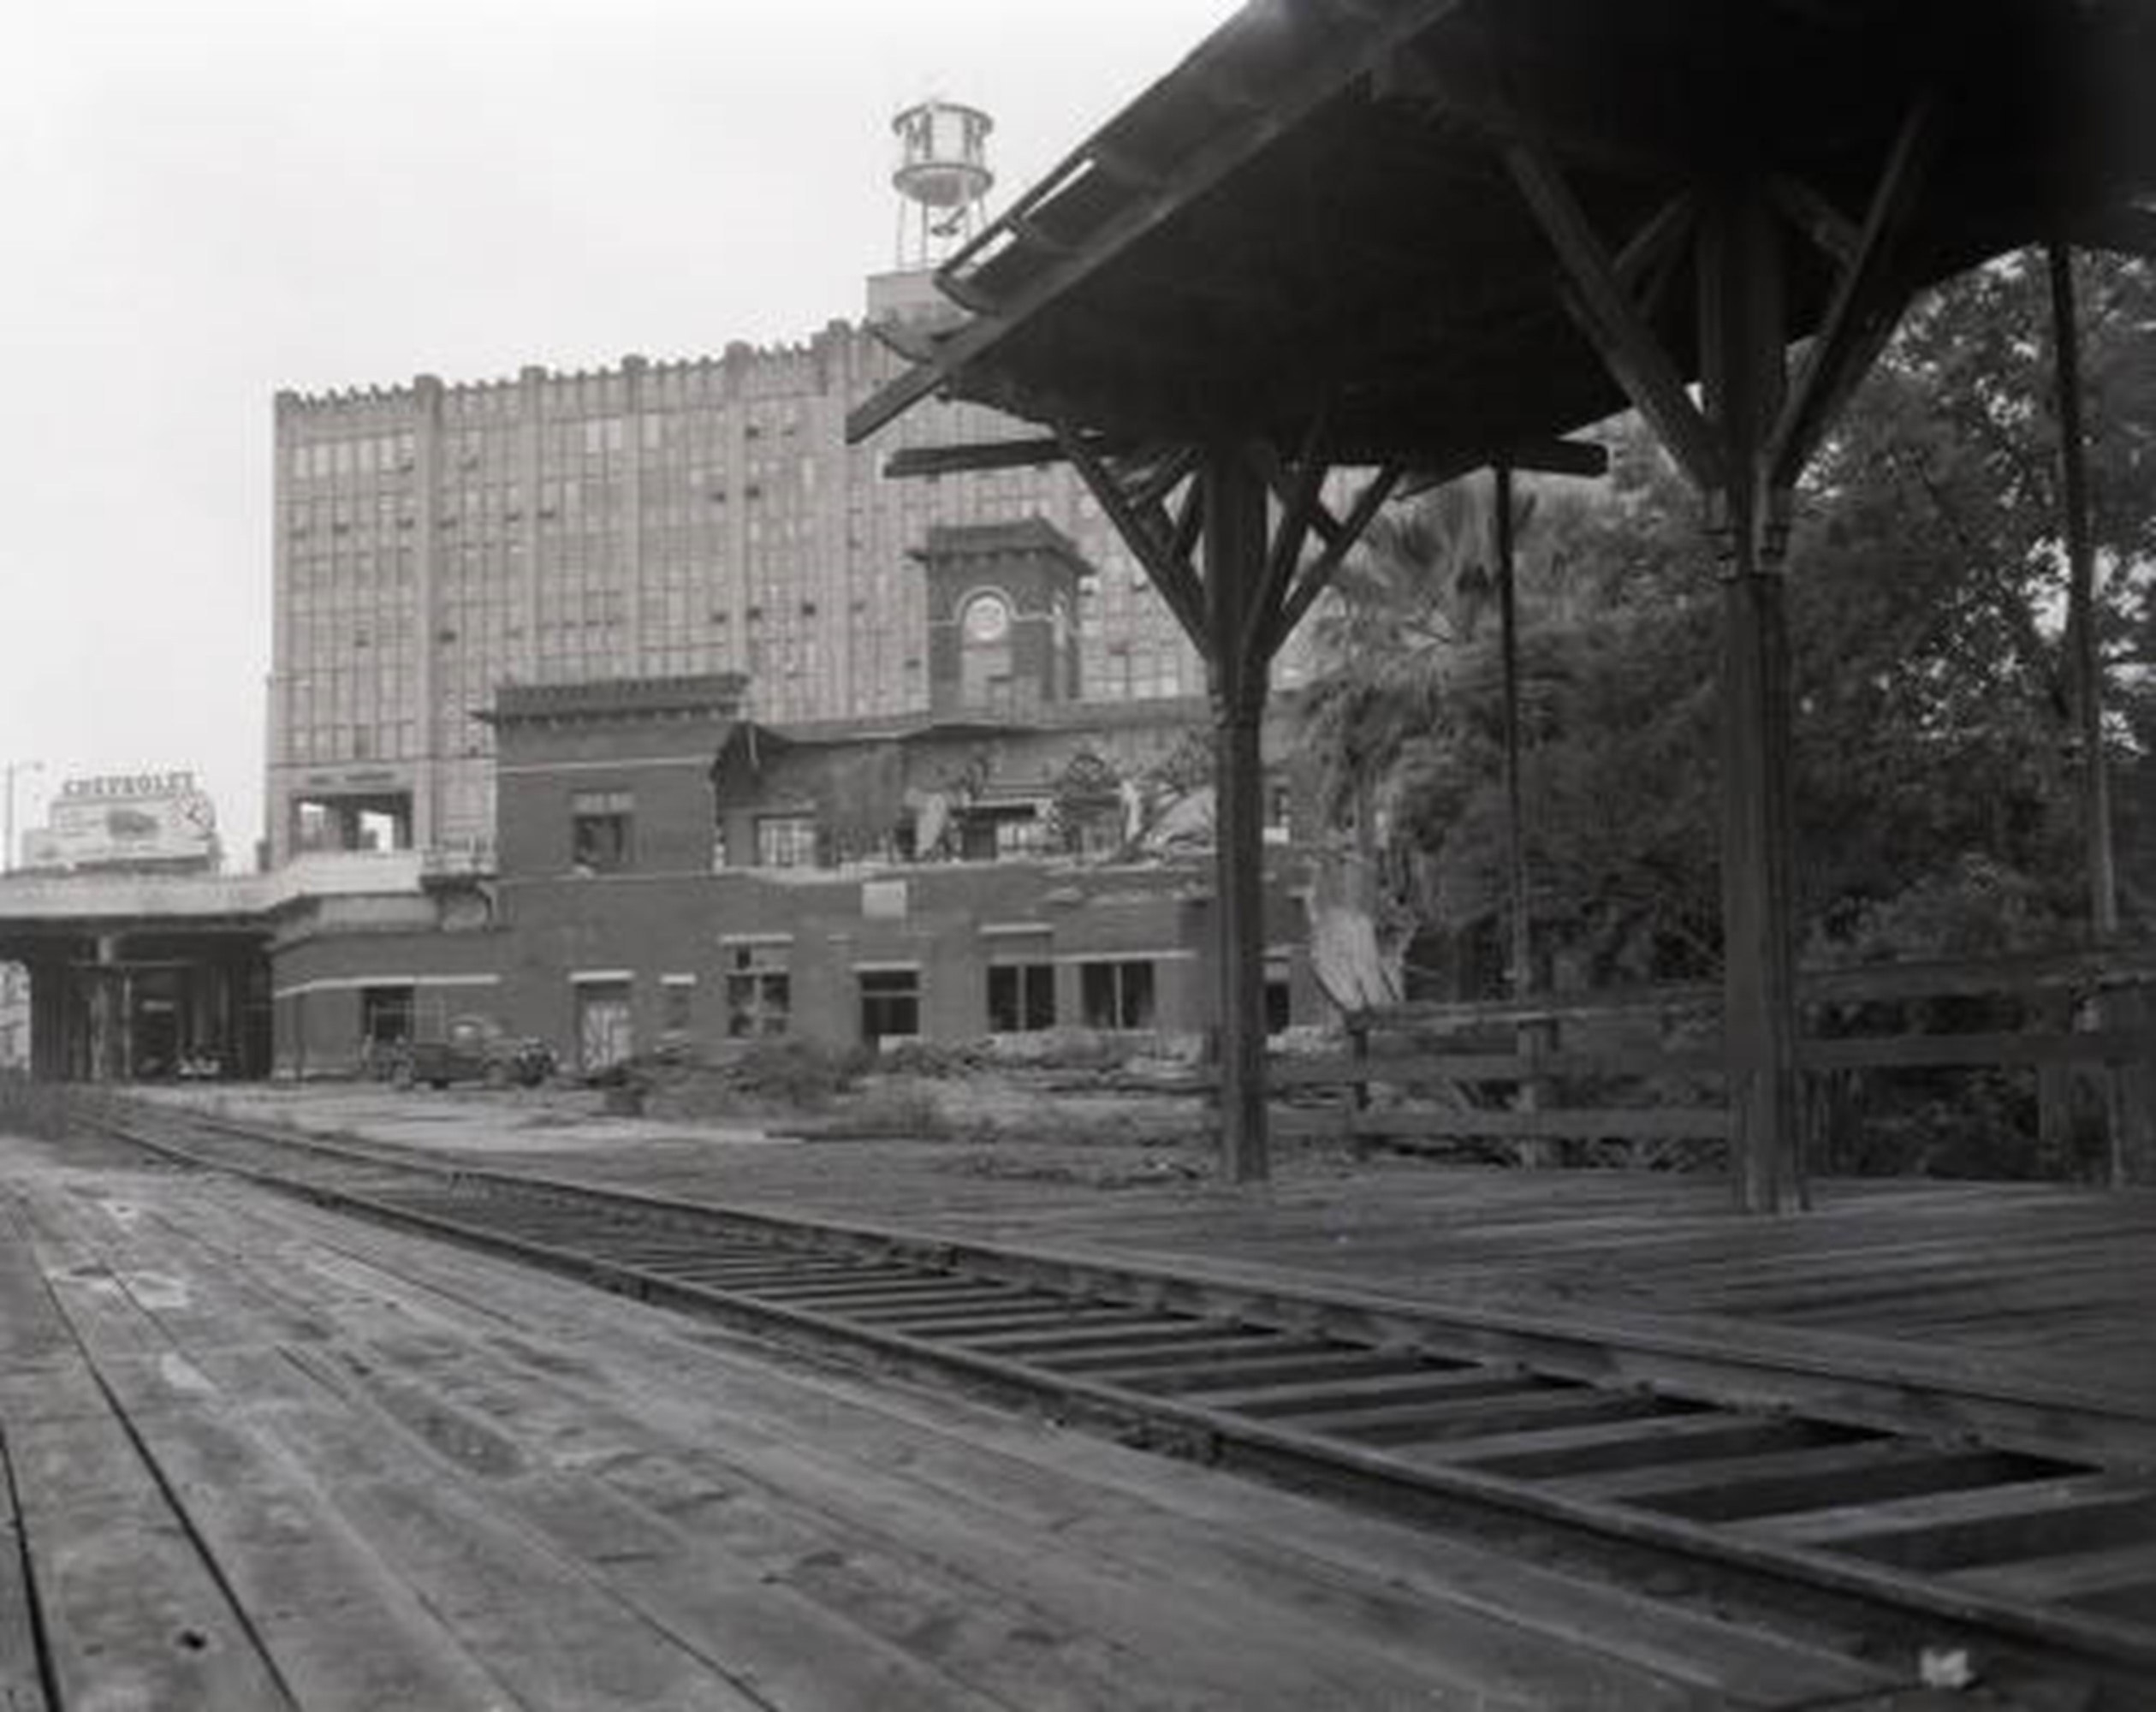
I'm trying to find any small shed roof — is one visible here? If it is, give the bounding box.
[850,0,2154,461]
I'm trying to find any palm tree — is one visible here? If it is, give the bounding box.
[1300,474,1544,1004]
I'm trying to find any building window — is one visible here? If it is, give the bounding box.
[756,814,818,868]
[574,980,634,1073]
[1081,960,1155,1030]
[725,945,789,1037]
[987,963,1055,1033]
[661,979,695,1034]
[572,789,633,871]
[858,968,920,1042]
[958,805,1042,862]
[359,986,414,1070]
[994,814,1047,859]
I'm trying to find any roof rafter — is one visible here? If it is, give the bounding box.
[846,0,1470,446]
[1054,422,1209,647]
[1268,461,1406,656]
[1506,144,1726,490]
[1769,92,1945,486]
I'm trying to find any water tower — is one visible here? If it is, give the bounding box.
[891,98,995,270]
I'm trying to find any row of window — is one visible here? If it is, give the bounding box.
[352,955,1168,1075]
[697,952,1161,1046]
[568,788,1289,881]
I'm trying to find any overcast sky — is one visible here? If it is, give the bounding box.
[0,0,1234,868]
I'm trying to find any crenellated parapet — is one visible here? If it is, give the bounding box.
[274,323,894,425]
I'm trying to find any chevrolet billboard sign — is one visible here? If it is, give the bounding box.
[21,771,219,872]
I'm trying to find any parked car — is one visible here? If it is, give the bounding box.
[391,1014,555,1090]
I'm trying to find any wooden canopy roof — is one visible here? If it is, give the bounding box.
[848,0,2155,462]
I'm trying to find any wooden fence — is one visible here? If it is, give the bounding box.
[1238,945,2156,1175]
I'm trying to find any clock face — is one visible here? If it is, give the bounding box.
[961,591,1012,644]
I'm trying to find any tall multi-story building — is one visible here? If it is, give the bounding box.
[266,304,1212,868]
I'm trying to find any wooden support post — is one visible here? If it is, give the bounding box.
[1495,463,1553,1168]
[1701,186,1806,1214]
[119,968,135,1084]
[2048,241,2141,1182]
[2048,243,2114,932]
[1496,463,1530,1003]
[1204,443,1274,1186]
[1510,104,1942,1205]
[1347,1014,1371,1157]
[1015,428,1398,1184]
[27,954,68,1083]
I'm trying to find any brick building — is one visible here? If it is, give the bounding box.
[266,522,1315,1075]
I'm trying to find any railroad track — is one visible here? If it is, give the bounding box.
[98,1100,2156,1703]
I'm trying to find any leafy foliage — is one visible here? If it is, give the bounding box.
[1301,249,2153,999]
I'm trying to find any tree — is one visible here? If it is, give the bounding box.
[1300,250,2153,996]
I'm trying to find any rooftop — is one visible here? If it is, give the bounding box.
[852,0,2154,460]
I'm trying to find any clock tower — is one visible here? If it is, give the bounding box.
[915,519,1087,718]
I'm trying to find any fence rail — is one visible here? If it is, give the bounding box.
[1217,943,2156,1175]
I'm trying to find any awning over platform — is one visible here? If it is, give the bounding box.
[852,0,2154,461]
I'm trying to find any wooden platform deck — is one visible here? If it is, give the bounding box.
[2,1126,1954,1712]
[144,1084,2156,1424]
[510,1138,2156,1430]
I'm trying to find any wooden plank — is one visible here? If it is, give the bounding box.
[1291,1386,1659,1447]
[75,1372,527,1711]
[179,1162,1902,1706]
[1951,1540,2156,1607]
[0,1193,294,1709]
[1255,1108,1356,1140]
[1041,1334,1338,1377]
[1081,1348,1421,1398]
[1800,1029,2149,1071]
[287,1339,1541,1710]
[28,1183,1007,1711]
[1802,945,2156,1005]
[170,1328,1007,1710]
[154,1174,1687,1709]
[1032,1446,1895,1708]
[1365,943,2156,1025]
[1410,1411,1816,1477]
[882,433,1105,478]
[317,1239,1855,1709]
[1375,984,1723,1031]
[0,1426,50,1712]
[1745,1474,2154,1565]
[1565,1436,1940,1504]
[18,1197,716,1712]
[1271,1047,1728,1084]
[3,1409,294,1712]
[941,1309,1174,1350]
[900,1304,1161,1340]
[1193,1364,1525,1418]
[1350,1107,1731,1140]
[1622,1446,2051,1525]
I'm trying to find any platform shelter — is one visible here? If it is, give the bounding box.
[849,0,2155,1209]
